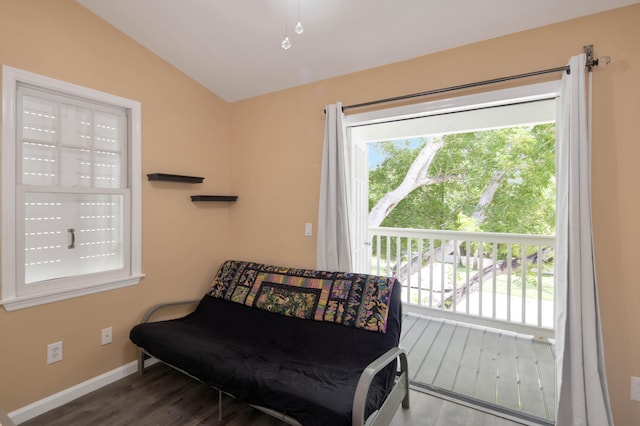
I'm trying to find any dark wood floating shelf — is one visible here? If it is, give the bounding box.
[191,195,238,202]
[147,173,204,183]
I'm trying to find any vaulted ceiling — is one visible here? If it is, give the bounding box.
[77,0,640,102]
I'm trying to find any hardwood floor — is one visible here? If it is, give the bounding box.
[21,363,529,426]
[21,364,283,426]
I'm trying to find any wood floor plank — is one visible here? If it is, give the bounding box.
[473,329,500,404]
[495,332,521,412]
[515,337,548,419]
[400,313,419,339]
[531,339,556,420]
[493,416,528,426]
[413,320,457,384]
[431,324,470,390]
[399,314,432,357]
[463,409,497,426]
[451,324,486,397]
[21,365,284,426]
[435,400,469,426]
[389,391,443,426]
[405,318,444,381]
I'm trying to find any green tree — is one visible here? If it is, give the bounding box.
[368,124,556,236]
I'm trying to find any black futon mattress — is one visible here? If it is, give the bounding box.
[130,288,401,426]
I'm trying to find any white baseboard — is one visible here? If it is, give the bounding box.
[8,358,157,424]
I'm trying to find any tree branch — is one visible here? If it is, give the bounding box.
[368,138,444,228]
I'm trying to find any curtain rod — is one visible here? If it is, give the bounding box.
[334,46,603,113]
[342,65,570,112]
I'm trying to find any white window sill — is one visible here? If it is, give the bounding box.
[0,274,145,311]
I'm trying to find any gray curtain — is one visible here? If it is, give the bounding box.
[316,103,352,272]
[555,53,614,426]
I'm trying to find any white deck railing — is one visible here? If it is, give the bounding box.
[369,227,555,338]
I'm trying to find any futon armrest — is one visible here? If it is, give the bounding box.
[135,300,199,375]
[140,299,200,323]
[352,347,409,426]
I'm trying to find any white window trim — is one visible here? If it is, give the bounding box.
[344,81,562,128]
[1,65,144,311]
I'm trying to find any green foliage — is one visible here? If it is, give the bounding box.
[456,212,480,232]
[368,124,556,237]
[512,274,540,288]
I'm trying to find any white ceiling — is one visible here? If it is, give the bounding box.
[76,0,639,102]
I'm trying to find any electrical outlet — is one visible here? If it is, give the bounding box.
[101,327,112,345]
[47,341,63,364]
[631,376,640,401]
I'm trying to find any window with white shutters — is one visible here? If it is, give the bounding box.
[2,66,142,311]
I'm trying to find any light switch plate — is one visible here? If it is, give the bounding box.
[631,376,640,401]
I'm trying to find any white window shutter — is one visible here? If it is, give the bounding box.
[2,66,142,310]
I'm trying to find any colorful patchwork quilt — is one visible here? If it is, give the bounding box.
[208,260,397,333]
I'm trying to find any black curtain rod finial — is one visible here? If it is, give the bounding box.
[583,44,601,72]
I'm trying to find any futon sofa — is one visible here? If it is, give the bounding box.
[130,260,409,426]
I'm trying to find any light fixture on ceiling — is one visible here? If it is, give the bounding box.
[282,35,291,50]
[295,0,304,35]
[281,0,291,50]
[282,0,303,50]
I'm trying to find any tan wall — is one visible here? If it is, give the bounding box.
[229,4,640,424]
[2,0,639,424]
[0,0,232,412]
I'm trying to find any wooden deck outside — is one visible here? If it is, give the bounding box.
[400,312,556,424]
